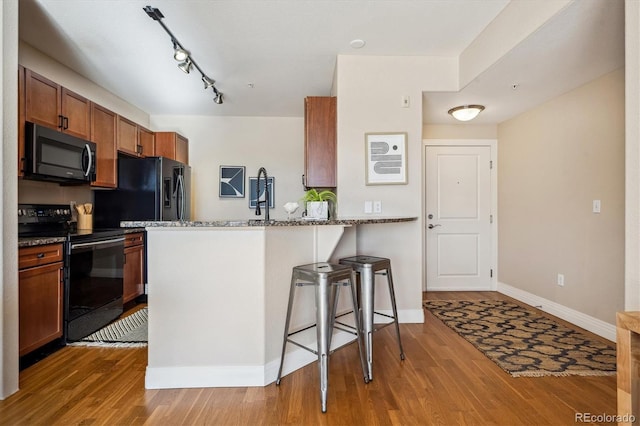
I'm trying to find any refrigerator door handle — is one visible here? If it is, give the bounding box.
[177,174,185,221]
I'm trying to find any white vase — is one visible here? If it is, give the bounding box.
[306,201,329,220]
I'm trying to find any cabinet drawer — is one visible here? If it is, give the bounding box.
[125,232,144,248]
[19,244,64,269]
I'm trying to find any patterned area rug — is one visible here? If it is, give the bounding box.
[424,300,616,377]
[68,308,147,348]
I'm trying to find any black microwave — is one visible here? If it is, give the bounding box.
[24,121,96,184]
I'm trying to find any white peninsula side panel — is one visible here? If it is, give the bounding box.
[144,225,353,389]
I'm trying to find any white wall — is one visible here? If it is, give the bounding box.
[335,55,458,316]
[1,0,19,400]
[149,115,305,221]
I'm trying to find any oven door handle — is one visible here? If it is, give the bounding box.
[71,237,125,250]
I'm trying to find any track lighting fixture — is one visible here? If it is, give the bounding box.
[143,5,224,104]
[178,58,192,74]
[202,75,215,89]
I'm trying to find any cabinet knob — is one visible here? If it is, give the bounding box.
[37,253,45,259]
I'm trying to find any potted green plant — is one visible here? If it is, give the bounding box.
[301,189,337,220]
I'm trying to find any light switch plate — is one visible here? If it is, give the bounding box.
[593,199,601,213]
[364,201,372,213]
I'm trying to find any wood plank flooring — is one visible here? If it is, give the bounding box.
[0,292,616,425]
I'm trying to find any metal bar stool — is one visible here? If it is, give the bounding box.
[276,262,368,413]
[339,255,405,381]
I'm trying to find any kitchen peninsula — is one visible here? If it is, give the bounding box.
[121,217,417,389]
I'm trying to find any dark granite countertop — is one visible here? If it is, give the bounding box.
[120,217,418,228]
[18,227,145,248]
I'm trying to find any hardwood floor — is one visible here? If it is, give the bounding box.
[0,292,616,425]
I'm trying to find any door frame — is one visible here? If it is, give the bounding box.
[422,139,498,292]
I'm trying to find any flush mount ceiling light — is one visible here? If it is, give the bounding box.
[143,5,224,104]
[447,105,485,121]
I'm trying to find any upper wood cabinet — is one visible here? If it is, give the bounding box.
[24,69,91,140]
[155,132,189,164]
[91,103,118,188]
[304,96,336,188]
[138,126,155,158]
[116,115,139,157]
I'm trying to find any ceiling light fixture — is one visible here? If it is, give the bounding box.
[447,105,485,121]
[178,58,192,74]
[143,5,224,104]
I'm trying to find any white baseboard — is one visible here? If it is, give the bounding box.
[497,281,616,342]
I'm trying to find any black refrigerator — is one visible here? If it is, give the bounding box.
[94,156,191,228]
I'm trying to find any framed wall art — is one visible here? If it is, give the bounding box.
[219,166,246,198]
[248,176,275,209]
[365,132,408,185]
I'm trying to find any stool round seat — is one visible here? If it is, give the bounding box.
[339,255,405,381]
[276,262,368,413]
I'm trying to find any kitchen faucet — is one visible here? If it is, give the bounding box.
[255,167,270,221]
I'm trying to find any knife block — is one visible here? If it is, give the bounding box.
[77,213,93,231]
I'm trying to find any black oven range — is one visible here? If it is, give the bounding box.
[18,204,125,343]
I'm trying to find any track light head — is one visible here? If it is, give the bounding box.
[173,46,190,61]
[213,91,224,104]
[202,75,216,89]
[178,58,192,74]
[143,6,164,20]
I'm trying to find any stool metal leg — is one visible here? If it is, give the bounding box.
[348,272,369,384]
[385,267,405,360]
[276,273,299,385]
[360,266,375,381]
[315,275,333,413]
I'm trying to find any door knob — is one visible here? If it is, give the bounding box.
[428,224,441,229]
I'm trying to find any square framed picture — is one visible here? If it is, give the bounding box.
[219,166,245,198]
[248,177,274,209]
[365,132,408,185]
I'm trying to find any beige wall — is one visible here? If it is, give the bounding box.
[625,0,640,311]
[149,115,305,221]
[498,69,625,323]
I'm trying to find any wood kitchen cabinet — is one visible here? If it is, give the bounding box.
[138,126,155,158]
[123,232,145,304]
[91,103,118,188]
[304,96,336,188]
[24,68,91,140]
[117,115,140,157]
[18,244,64,356]
[155,132,189,164]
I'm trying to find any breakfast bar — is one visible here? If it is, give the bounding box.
[121,217,417,389]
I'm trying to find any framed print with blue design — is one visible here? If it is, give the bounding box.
[248,177,274,209]
[219,166,245,198]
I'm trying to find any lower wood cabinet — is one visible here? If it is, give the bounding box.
[18,244,64,356]
[123,232,145,303]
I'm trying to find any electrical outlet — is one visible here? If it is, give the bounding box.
[364,201,372,214]
[557,273,565,286]
[373,201,382,213]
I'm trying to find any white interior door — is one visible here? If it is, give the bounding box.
[425,146,492,291]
